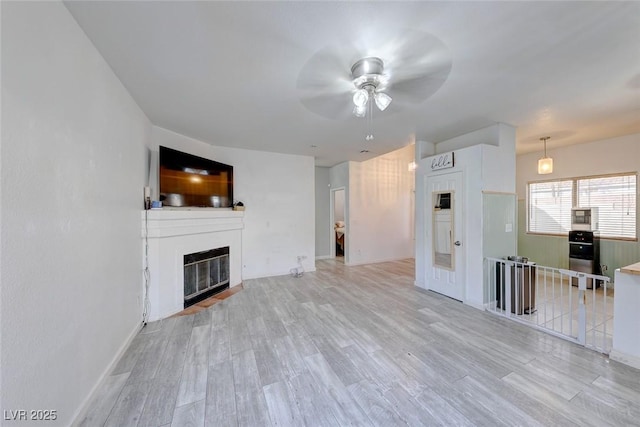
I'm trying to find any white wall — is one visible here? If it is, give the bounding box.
[151,126,316,278]
[414,141,435,287]
[1,2,150,425]
[330,161,350,189]
[315,167,331,259]
[516,133,640,198]
[347,144,415,266]
[612,269,640,369]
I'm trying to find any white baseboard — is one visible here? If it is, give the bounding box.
[609,349,640,370]
[345,256,411,267]
[71,321,143,426]
[242,267,317,281]
[464,300,486,311]
[315,255,332,260]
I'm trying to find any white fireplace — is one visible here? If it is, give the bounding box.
[142,209,243,321]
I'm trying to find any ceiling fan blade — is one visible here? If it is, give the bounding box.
[296,42,366,119]
[298,92,353,120]
[296,29,453,119]
[297,46,353,91]
[384,32,452,105]
[389,71,451,105]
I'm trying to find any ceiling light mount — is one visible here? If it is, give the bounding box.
[351,57,386,88]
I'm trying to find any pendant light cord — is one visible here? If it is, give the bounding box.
[541,136,550,157]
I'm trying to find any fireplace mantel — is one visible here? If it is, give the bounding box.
[141,208,244,321]
[143,208,244,237]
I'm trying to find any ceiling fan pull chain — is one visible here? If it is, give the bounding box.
[366,90,374,141]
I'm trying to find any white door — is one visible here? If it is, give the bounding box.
[425,172,465,301]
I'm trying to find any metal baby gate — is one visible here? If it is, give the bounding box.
[484,257,612,354]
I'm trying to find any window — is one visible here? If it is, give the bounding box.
[528,173,637,240]
[577,175,636,239]
[528,180,573,234]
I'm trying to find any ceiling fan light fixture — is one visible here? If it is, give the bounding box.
[374,92,392,111]
[352,89,369,107]
[350,57,392,119]
[349,56,395,140]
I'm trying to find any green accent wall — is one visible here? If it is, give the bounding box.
[517,200,640,280]
[484,193,517,259]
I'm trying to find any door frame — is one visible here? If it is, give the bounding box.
[330,187,346,260]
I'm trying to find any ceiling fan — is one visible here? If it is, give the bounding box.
[296,30,453,122]
[350,57,392,118]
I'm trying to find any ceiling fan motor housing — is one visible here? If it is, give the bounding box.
[351,57,386,89]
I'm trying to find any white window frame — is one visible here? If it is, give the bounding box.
[527,172,637,241]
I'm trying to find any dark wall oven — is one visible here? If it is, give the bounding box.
[568,230,600,289]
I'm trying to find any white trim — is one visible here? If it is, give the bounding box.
[609,349,640,370]
[463,300,485,311]
[242,268,317,281]
[315,255,332,260]
[345,256,410,267]
[142,209,244,238]
[71,322,143,426]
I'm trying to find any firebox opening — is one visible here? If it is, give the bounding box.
[183,246,230,308]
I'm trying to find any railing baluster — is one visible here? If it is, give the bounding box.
[568,272,573,338]
[591,282,597,350]
[577,274,586,345]
[544,267,548,330]
[603,280,608,352]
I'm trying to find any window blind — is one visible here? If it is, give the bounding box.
[528,180,573,234]
[577,174,636,239]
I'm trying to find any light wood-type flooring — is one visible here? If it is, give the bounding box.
[79,259,640,426]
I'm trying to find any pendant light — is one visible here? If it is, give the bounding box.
[538,136,553,174]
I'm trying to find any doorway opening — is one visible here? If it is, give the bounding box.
[331,188,346,263]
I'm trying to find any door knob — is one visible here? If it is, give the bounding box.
[454,241,461,246]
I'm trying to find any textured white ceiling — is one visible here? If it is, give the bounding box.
[64,1,640,166]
